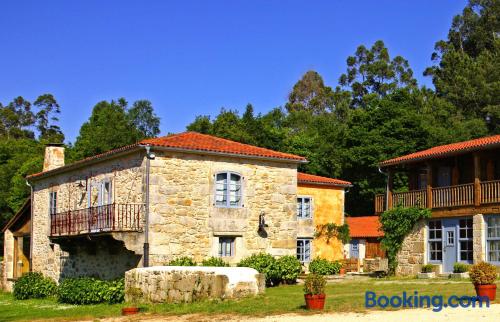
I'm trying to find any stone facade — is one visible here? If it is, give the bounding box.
[396,219,426,276]
[473,213,485,263]
[125,266,265,303]
[2,230,14,291]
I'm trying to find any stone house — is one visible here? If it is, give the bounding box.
[2,132,351,290]
[344,216,385,272]
[375,134,500,275]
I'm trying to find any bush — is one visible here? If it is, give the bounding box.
[237,253,280,285]
[201,257,229,267]
[453,262,470,273]
[167,256,197,266]
[308,258,342,275]
[276,255,302,283]
[13,272,57,300]
[57,277,124,304]
[303,274,326,295]
[469,262,498,285]
[421,264,436,273]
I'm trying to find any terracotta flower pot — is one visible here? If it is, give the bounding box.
[121,307,140,316]
[474,284,497,301]
[304,294,326,310]
[339,268,346,275]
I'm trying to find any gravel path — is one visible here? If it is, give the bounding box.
[102,304,500,322]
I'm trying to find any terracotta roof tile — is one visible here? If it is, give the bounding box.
[297,172,352,187]
[381,134,500,167]
[346,216,383,238]
[141,132,307,162]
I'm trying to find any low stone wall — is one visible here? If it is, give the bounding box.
[125,266,265,303]
[0,260,4,290]
[396,219,425,275]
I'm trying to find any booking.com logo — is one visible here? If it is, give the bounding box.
[365,291,490,312]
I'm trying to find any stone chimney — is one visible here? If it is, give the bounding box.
[43,144,65,172]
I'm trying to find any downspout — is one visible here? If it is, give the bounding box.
[378,166,389,211]
[143,145,154,267]
[26,180,33,272]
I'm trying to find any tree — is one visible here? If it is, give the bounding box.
[127,100,161,139]
[34,94,64,143]
[286,71,336,114]
[0,96,35,139]
[338,40,417,107]
[186,115,212,134]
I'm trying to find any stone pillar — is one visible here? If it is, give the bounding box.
[396,219,426,276]
[473,213,485,263]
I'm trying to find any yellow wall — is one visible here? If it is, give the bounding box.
[297,184,345,261]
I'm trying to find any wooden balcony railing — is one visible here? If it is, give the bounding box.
[432,183,474,208]
[375,179,500,213]
[393,189,427,208]
[50,203,144,237]
[481,180,500,204]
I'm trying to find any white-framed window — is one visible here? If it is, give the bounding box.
[297,238,312,263]
[49,191,57,215]
[486,215,500,263]
[428,220,442,262]
[215,172,242,208]
[297,197,312,219]
[459,218,473,262]
[218,237,235,257]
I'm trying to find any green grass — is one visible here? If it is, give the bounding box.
[1,280,499,321]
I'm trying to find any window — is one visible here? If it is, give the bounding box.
[218,237,235,257]
[417,170,427,190]
[49,191,57,215]
[215,172,242,207]
[297,238,312,263]
[459,218,473,262]
[100,180,112,206]
[486,215,500,263]
[296,197,312,219]
[428,220,442,262]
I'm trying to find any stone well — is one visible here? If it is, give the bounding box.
[125,266,265,303]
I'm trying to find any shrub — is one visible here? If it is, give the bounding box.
[57,277,124,304]
[238,253,280,285]
[303,274,326,295]
[167,256,197,266]
[453,262,470,273]
[469,262,498,285]
[421,264,436,273]
[201,257,229,267]
[13,272,57,300]
[308,258,342,275]
[276,255,302,283]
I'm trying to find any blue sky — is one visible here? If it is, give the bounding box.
[0,1,467,143]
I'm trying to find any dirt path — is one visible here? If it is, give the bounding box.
[100,304,500,322]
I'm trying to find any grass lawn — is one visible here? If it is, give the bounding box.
[1,279,499,321]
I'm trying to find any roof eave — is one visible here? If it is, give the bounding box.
[2,198,30,233]
[298,180,352,188]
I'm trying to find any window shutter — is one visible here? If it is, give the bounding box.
[310,197,314,218]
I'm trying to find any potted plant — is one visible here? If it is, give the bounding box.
[417,264,436,279]
[469,262,498,301]
[122,287,142,315]
[451,262,470,279]
[303,274,326,310]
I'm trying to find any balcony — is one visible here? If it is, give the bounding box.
[50,203,144,237]
[375,179,500,213]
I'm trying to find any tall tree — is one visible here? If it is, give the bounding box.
[127,100,161,139]
[286,70,336,114]
[0,96,35,139]
[34,94,64,143]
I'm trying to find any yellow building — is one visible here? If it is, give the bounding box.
[296,172,352,263]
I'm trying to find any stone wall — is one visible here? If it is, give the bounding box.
[473,213,485,263]
[125,266,265,303]
[396,219,426,276]
[0,259,4,290]
[2,230,14,291]
[30,151,146,281]
[147,151,298,265]
[297,184,345,261]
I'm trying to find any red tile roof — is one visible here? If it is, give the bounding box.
[141,132,307,162]
[28,132,307,180]
[381,134,500,167]
[346,216,383,238]
[297,172,352,187]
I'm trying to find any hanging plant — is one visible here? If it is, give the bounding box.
[314,223,350,244]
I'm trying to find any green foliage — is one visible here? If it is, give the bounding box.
[469,262,498,285]
[13,272,57,300]
[453,262,470,273]
[167,256,197,266]
[237,253,280,285]
[314,223,350,244]
[421,264,436,273]
[275,256,302,283]
[308,258,342,275]
[379,206,431,275]
[201,257,229,267]
[57,277,124,304]
[303,274,326,295]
